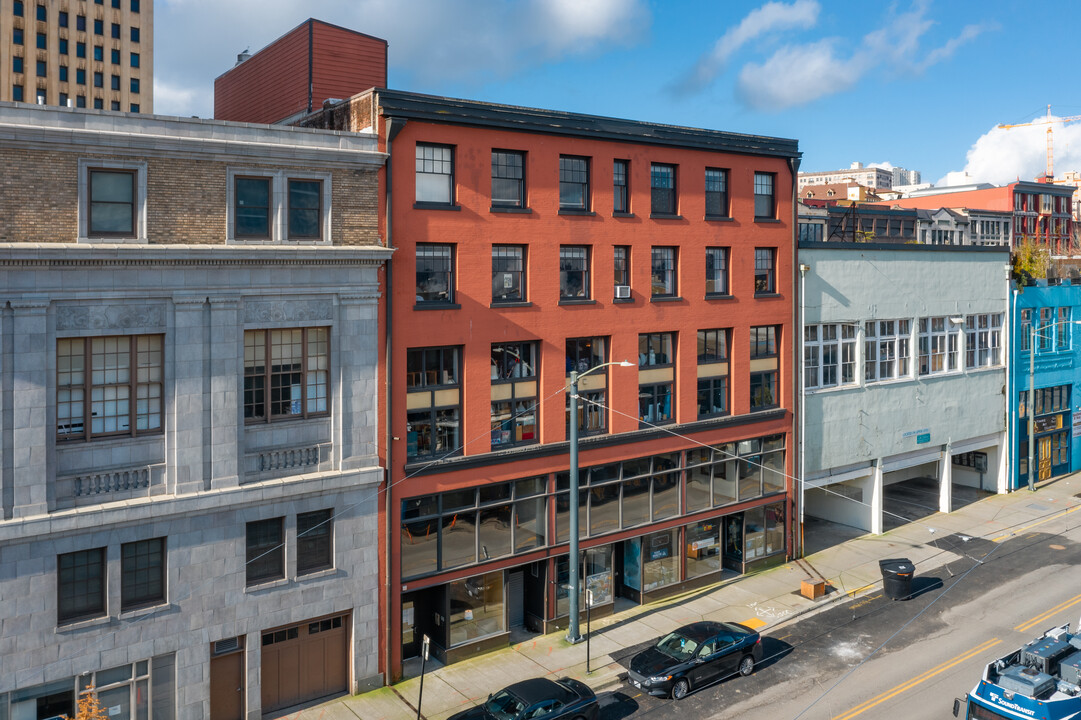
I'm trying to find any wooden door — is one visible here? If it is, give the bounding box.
[210,647,245,720]
[1039,436,1053,481]
[261,615,349,713]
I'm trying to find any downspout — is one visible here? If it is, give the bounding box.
[307,20,314,114]
[798,262,809,555]
[788,154,802,557]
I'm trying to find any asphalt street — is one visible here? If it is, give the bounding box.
[594,521,1081,720]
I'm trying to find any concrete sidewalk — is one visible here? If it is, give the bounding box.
[283,474,1081,720]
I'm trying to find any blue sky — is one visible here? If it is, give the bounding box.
[156,0,1081,186]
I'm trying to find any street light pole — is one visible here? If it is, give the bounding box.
[567,360,631,644]
[1028,324,1035,492]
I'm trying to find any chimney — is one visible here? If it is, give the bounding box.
[235,48,251,66]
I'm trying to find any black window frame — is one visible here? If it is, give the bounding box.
[246,518,285,586]
[650,163,677,216]
[638,382,673,426]
[407,346,460,389]
[754,247,776,295]
[697,375,729,419]
[705,167,729,218]
[613,159,629,214]
[58,548,107,624]
[754,172,776,220]
[416,243,455,305]
[559,155,590,211]
[698,328,729,363]
[120,537,166,611]
[559,246,591,300]
[491,245,526,303]
[287,178,322,240]
[234,176,271,239]
[297,509,334,575]
[415,142,455,206]
[490,341,539,449]
[650,246,677,298]
[750,326,778,359]
[639,332,674,366]
[491,150,525,209]
[705,247,729,296]
[613,245,630,288]
[243,327,331,423]
[749,371,779,411]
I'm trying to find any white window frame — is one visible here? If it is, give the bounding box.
[226,168,333,245]
[804,323,857,390]
[918,316,961,376]
[78,158,148,243]
[965,313,1003,368]
[864,319,911,382]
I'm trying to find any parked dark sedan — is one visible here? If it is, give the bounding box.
[448,677,599,720]
[627,620,763,699]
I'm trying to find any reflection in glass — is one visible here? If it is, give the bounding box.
[477,504,512,561]
[686,519,721,578]
[448,572,504,646]
[651,473,680,521]
[441,512,476,569]
[642,530,679,591]
[590,483,620,536]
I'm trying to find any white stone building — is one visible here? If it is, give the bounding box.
[0,104,391,720]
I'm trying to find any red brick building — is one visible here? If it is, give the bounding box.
[301,89,801,681]
[889,181,1075,254]
[213,19,387,125]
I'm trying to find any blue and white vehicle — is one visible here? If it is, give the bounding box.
[954,622,1081,720]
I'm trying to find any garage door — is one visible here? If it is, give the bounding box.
[261,614,349,713]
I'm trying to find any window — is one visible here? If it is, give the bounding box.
[490,342,537,448]
[750,326,779,411]
[36,3,45,19]
[58,548,106,623]
[804,324,857,389]
[130,52,140,68]
[706,168,729,217]
[705,247,728,296]
[492,245,525,303]
[650,247,677,297]
[613,246,629,291]
[864,319,911,382]
[14,0,24,15]
[246,518,284,586]
[59,10,68,26]
[36,59,46,76]
[94,98,103,109]
[121,538,165,610]
[415,143,454,205]
[94,70,103,87]
[131,28,140,43]
[491,150,525,208]
[287,179,321,239]
[59,38,68,55]
[964,314,1003,368]
[416,244,454,304]
[77,42,86,58]
[111,48,120,64]
[234,177,270,238]
[650,163,676,215]
[918,317,960,375]
[297,510,333,575]
[77,95,85,107]
[130,104,139,113]
[131,0,140,11]
[37,32,46,50]
[1038,308,1053,351]
[1020,308,1033,351]
[559,156,589,210]
[13,57,23,74]
[130,77,140,93]
[111,74,120,91]
[406,347,461,460]
[754,248,776,294]
[639,333,674,426]
[94,19,103,35]
[613,159,629,213]
[1057,307,1071,350]
[798,223,823,243]
[559,246,590,299]
[754,172,776,219]
[566,337,607,435]
[56,335,162,440]
[111,100,120,111]
[77,15,86,31]
[59,92,68,105]
[12,85,23,102]
[87,169,135,236]
[696,333,729,420]
[111,22,120,39]
[243,328,329,422]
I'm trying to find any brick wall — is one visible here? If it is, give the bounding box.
[0,147,380,245]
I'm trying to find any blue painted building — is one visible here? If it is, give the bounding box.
[1011,280,1081,488]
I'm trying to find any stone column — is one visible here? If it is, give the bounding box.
[338,289,381,471]
[870,460,884,536]
[171,296,207,495]
[939,445,953,513]
[11,298,49,518]
[209,297,241,489]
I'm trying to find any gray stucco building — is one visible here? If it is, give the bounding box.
[0,104,391,719]
[798,243,1011,533]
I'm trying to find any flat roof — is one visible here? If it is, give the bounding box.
[372,88,800,159]
[799,241,1009,254]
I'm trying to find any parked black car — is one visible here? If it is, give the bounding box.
[627,621,762,699]
[448,677,599,720]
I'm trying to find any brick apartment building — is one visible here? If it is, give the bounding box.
[0,0,152,111]
[297,89,801,682]
[0,103,390,719]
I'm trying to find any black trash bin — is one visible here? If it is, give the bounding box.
[879,558,913,600]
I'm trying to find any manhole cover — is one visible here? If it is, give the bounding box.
[1050,544,1066,550]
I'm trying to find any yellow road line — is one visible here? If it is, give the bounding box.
[1015,592,1081,632]
[832,638,1001,720]
[846,583,876,598]
[740,617,767,630]
[993,504,1081,543]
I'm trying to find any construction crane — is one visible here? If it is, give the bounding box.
[998,105,1081,180]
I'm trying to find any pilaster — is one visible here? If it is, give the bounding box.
[209,297,241,489]
[11,298,50,518]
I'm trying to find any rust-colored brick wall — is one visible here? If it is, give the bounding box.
[0,147,380,246]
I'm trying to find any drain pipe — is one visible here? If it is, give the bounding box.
[798,261,809,555]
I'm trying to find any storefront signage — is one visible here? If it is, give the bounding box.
[1034,415,1064,433]
[902,428,930,439]
[916,433,930,444]
[1074,411,1081,439]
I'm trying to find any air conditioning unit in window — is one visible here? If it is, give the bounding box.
[614,285,631,299]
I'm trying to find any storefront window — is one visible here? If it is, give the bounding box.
[686,519,722,578]
[621,476,650,527]
[477,504,512,561]
[448,571,505,646]
[762,435,786,494]
[714,457,737,506]
[400,517,438,578]
[642,529,680,591]
[652,472,680,520]
[11,655,175,720]
[739,457,760,500]
[743,502,786,561]
[441,512,476,569]
[589,483,621,535]
[513,495,545,553]
[556,547,613,616]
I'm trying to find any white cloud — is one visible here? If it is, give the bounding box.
[671,0,819,96]
[867,161,896,170]
[733,2,990,111]
[939,118,1081,186]
[153,0,650,118]
[152,79,201,117]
